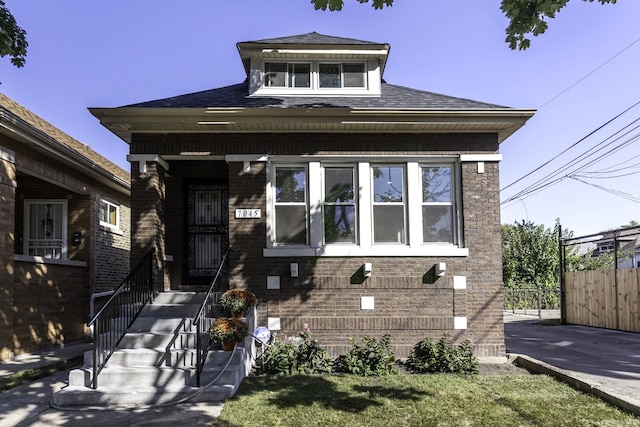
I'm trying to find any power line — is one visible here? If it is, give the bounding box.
[501,124,640,205]
[538,36,640,109]
[500,101,640,193]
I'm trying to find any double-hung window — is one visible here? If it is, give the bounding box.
[274,166,308,245]
[323,166,357,244]
[99,199,120,229]
[266,159,466,257]
[421,165,456,244]
[372,165,406,244]
[24,200,67,259]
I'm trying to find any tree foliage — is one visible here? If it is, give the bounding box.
[502,219,616,290]
[311,0,617,50]
[0,0,27,67]
[502,220,559,289]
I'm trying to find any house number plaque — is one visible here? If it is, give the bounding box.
[235,209,261,219]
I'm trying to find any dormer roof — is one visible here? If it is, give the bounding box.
[236,32,390,78]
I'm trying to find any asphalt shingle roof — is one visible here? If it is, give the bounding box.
[124,81,508,110]
[0,93,130,184]
[238,32,384,46]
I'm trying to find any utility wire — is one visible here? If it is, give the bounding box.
[501,120,640,204]
[500,101,640,193]
[501,125,640,205]
[538,36,640,109]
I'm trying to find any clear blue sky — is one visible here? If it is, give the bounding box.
[2,0,639,236]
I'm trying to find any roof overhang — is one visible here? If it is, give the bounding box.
[89,107,536,144]
[0,109,130,195]
[236,42,391,77]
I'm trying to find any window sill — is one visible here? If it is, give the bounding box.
[99,224,124,236]
[13,254,88,267]
[263,245,469,258]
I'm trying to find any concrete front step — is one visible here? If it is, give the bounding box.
[52,384,236,406]
[116,332,198,349]
[154,292,207,305]
[68,349,246,388]
[139,303,203,319]
[53,294,256,406]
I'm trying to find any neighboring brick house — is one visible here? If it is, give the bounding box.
[91,33,534,358]
[0,93,131,360]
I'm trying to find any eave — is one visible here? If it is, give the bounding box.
[89,107,536,144]
[0,109,130,195]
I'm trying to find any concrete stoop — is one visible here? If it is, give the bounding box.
[53,291,255,407]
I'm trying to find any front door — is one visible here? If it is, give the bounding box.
[184,181,229,286]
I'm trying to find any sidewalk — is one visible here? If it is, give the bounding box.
[0,342,223,426]
[504,311,640,416]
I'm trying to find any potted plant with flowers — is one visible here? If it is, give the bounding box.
[219,288,257,318]
[209,317,249,351]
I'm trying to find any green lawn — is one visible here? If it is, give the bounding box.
[214,374,640,427]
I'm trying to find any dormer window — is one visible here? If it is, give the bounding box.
[319,63,366,88]
[260,61,369,94]
[265,63,311,88]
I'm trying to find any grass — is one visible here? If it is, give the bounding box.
[0,357,83,392]
[214,374,640,427]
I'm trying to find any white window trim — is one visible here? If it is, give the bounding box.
[251,59,378,97]
[23,199,68,260]
[99,199,121,230]
[269,163,310,247]
[264,158,469,257]
[321,163,358,246]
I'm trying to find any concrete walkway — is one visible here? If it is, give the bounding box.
[0,342,223,426]
[504,312,640,416]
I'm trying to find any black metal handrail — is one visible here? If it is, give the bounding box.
[87,248,155,389]
[193,247,230,387]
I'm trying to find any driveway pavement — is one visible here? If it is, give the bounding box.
[504,312,640,415]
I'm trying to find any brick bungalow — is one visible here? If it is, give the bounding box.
[0,94,131,360]
[90,33,535,358]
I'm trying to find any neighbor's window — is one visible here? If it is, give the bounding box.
[274,166,308,245]
[372,165,406,243]
[265,63,286,87]
[422,165,456,244]
[25,200,67,259]
[323,166,357,244]
[99,199,120,228]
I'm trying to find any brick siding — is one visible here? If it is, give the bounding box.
[131,132,505,358]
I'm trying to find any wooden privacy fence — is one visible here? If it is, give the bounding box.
[565,268,640,332]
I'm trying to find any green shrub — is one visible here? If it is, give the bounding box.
[260,329,333,375]
[334,333,397,376]
[404,332,478,374]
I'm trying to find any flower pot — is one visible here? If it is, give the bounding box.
[221,340,236,351]
[231,310,244,319]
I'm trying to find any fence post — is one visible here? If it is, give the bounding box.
[537,286,542,319]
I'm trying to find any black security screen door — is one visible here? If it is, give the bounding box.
[185,182,229,285]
